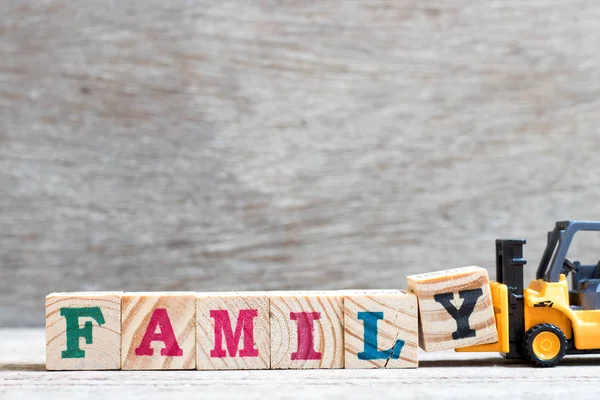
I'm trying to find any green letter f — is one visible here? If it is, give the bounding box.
[60,307,105,359]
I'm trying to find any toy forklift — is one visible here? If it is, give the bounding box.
[457,220,600,367]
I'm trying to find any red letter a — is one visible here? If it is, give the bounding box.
[135,308,183,357]
[210,309,259,358]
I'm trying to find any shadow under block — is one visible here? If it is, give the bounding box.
[343,290,418,369]
[45,292,121,370]
[407,266,498,352]
[270,291,343,369]
[196,292,270,370]
[121,292,196,370]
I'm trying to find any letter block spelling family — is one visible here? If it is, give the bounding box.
[46,292,122,370]
[407,266,498,352]
[270,292,343,369]
[121,292,196,370]
[344,290,418,368]
[196,292,270,370]
[45,283,495,370]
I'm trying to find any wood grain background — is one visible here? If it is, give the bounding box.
[1,1,600,327]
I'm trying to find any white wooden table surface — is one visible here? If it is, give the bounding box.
[1,328,599,399]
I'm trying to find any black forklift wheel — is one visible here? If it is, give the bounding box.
[524,323,567,367]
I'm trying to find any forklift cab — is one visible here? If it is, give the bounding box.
[536,221,600,310]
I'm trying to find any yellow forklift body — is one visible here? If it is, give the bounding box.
[524,276,573,340]
[523,275,600,350]
[572,311,600,349]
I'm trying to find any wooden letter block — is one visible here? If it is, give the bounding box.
[344,290,418,369]
[46,292,121,370]
[407,266,498,352]
[196,292,270,370]
[270,291,343,369]
[121,292,196,370]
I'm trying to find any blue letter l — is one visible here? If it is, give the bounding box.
[357,311,404,360]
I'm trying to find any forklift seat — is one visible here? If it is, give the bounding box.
[592,261,600,279]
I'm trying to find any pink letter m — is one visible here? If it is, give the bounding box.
[210,309,259,358]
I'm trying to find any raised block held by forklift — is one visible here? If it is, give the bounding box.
[407,266,498,352]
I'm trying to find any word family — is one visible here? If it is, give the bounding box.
[46,267,497,370]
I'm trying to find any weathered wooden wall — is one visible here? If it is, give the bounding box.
[1,1,600,327]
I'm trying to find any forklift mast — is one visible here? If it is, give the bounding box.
[495,239,527,359]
